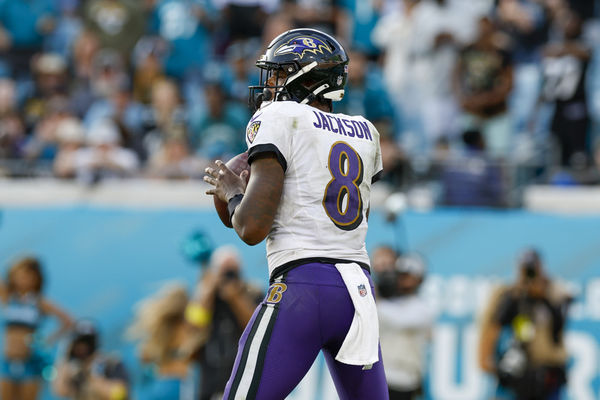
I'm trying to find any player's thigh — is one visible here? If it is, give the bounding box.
[224,282,322,400]
[323,346,389,400]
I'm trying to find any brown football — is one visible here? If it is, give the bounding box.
[213,152,251,228]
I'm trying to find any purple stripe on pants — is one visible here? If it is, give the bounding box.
[223,262,389,400]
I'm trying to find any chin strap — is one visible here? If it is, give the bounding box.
[286,61,318,84]
[300,83,330,105]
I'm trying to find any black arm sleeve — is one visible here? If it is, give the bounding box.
[248,144,287,172]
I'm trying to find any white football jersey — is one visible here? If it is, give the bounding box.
[245,101,383,278]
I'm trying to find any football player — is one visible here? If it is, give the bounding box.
[204,28,388,400]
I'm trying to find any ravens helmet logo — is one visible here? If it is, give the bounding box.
[274,36,333,58]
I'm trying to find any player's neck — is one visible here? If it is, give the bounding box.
[309,101,332,113]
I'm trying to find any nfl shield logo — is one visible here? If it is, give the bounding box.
[358,284,367,297]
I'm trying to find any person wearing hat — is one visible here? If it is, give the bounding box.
[374,250,434,400]
[478,248,572,400]
[52,319,130,400]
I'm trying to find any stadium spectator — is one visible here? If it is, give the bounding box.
[86,49,128,106]
[189,81,248,162]
[53,117,86,178]
[53,319,130,400]
[0,111,26,166]
[83,0,147,63]
[131,36,168,105]
[0,0,57,80]
[128,282,195,400]
[72,118,139,183]
[45,0,84,59]
[0,79,26,163]
[478,248,572,400]
[83,76,147,159]
[371,0,422,151]
[23,95,72,166]
[80,48,130,130]
[375,120,407,187]
[0,0,594,202]
[142,78,186,159]
[0,77,17,115]
[453,16,514,159]
[212,0,276,50]
[540,8,591,171]
[149,0,216,80]
[591,139,600,184]
[184,246,262,400]
[69,30,102,118]
[336,49,395,123]
[221,40,261,104]
[566,0,596,20]
[374,250,434,400]
[21,53,69,132]
[260,9,294,46]
[371,0,478,154]
[0,256,73,400]
[408,0,482,148]
[146,127,206,179]
[496,0,551,135]
[338,0,382,57]
[287,0,345,41]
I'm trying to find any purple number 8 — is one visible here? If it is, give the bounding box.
[322,141,364,231]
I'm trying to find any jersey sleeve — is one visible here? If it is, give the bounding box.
[370,121,383,184]
[245,104,290,172]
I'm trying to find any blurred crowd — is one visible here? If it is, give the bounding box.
[0,0,599,204]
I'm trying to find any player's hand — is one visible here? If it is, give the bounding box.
[204,160,248,203]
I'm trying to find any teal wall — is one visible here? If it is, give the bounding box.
[0,207,597,399]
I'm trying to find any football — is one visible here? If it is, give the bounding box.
[213,152,251,228]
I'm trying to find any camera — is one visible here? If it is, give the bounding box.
[222,269,239,282]
[523,262,538,280]
[376,254,426,298]
[376,269,400,298]
[519,248,541,281]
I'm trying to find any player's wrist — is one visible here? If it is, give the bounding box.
[227,193,244,220]
[226,190,244,202]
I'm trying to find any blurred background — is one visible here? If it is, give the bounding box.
[0,0,598,399]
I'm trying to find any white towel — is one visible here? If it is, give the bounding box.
[334,262,380,367]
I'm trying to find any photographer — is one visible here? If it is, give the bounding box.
[478,249,571,400]
[184,246,262,400]
[374,247,434,400]
[52,320,130,400]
